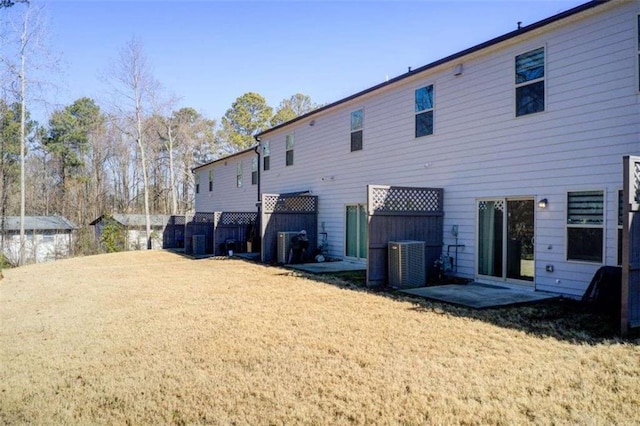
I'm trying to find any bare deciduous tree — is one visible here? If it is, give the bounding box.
[106,38,159,249]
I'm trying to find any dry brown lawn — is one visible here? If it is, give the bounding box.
[1,251,639,425]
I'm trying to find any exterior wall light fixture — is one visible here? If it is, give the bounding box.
[538,198,548,209]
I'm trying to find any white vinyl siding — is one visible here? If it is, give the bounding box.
[210,1,638,297]
[193,150,258,212]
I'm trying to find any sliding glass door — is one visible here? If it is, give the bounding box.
[477,198,534,284]
[346,204,367,260]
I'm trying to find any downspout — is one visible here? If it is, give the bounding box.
[253,136,261,205]
[253,136,262,256]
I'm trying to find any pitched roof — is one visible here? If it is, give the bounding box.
[192,145,258,172]
[1,216,77,231]
[90,214,170,227]
[256,0,608,138]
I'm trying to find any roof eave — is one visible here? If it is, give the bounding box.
[256,0,608,138]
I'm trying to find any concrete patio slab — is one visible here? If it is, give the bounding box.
[400,282,558,309]
[287,261,366,274]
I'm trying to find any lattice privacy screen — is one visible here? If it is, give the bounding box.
[216,212,257,225]
[191,212,215,223]
[169,215,186,225]
[263,194,317,213]
[369,186,442,214]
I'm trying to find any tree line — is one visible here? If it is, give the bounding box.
[0,2,320,263]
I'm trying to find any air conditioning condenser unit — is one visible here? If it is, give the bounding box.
[388,240,425,288]
[277,232,299,264]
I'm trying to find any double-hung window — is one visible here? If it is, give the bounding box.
[251,157,258,185]
[567,191,604,263]
[637,15,640,91]
[196,172,200,194]
[350,109,363,152]
[263,141,270,171]
[208,170,213,191]
[515,47,545,116]
[285,134,294,166]
[236,162,243,188]
[415,85,434,137]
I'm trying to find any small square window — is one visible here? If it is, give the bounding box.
[351,130,363,152]
[415,111,433,138]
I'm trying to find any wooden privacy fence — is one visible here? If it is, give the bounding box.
[163,215,188,249]
[168,212,259,256]
[212,212,258,255]
[261,193,318,263]
[367,185,444,287]
[622,155,640,335]
[185,213,215,255]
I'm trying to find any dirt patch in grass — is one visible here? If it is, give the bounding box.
[1,251,639,424]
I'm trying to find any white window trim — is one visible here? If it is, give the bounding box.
[344,203,367,261]
[565,189,606,265]
[262,140,270,171]
[285,133,294,166]
[414,83,435,138]
[236,161,243,188]
[350,108,364,152]
[514,45,547,118]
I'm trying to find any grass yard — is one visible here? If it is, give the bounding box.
[1,251,639,425]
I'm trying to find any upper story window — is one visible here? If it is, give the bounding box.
[350,109,363,152]
[285,134,294,166]
[195,172,200,194]
[208,170,213,191]
[637,15,640,91]
[566,190,604,263]
[263,141,270,171]
[236,161,243,188]
[515,47,545,116]
[251,157,258,185]
[415,85,434,137]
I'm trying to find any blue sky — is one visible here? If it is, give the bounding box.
[42,0,586,123]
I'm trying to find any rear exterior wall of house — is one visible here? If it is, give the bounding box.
[254,1,639,297]
[194,149,259,213]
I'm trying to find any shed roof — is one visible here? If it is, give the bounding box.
[1,216,77,231]
[90,214,170,227]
